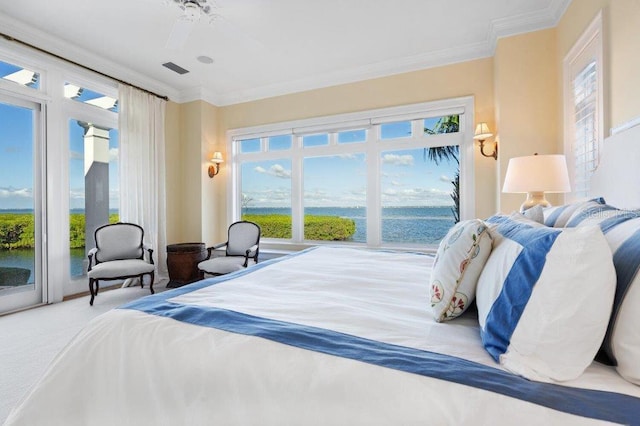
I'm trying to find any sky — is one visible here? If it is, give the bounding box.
[241,123,459,209]
[0,102,34,210]
[0,61,119,211]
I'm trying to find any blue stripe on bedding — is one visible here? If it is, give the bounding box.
[603,228,640,363]
[544,205,567,227]
[482,217,560,361]
[121,251,640,425]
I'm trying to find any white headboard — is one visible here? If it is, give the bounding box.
[590,124,640,209]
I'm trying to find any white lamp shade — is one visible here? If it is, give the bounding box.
[473,122,493,140]
[503,154,571,193]
[211,151,224,163]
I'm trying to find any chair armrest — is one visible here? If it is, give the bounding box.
[87,248,98,271]
[143,244,154,265]
[244,245,259,267]
[206,242,228,259]
[245,244,259,258]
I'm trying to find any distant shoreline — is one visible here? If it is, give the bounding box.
[1,206,453,213]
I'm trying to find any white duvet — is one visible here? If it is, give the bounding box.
[5,247,640,426]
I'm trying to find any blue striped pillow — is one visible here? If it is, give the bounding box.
[567,205,640,384]
[543,197,606,227]
[476,214,616,382]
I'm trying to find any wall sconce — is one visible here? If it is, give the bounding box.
[503,153,571,211]
[473,122,497,160]
[208,151,224,178]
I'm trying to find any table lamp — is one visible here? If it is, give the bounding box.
[502,153,571,212]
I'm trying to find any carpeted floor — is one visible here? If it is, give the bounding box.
[0,282,167,424]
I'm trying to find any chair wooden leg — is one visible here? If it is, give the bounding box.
[89,278,96,306]
[149,272,155,294]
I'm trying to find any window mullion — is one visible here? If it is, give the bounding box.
[366,125,381,247]
[291,135,304,243]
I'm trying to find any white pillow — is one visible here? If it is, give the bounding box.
[565,203,640,384]
[476,214,616,382]
[543,197,605,227]
[522,205,544,223]
[429,219,492,322]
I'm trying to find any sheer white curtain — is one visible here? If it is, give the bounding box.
[118,84,167,277]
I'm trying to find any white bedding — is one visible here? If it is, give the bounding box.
[5,247,640,426]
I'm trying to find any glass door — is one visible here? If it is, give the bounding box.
[0,95,44,313]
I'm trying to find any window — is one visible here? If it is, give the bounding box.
[241,158,292,238]
[304,154,366,242]
[64,82,118,112]
[563,11,603,201]
[0,60,40,89]
[231,98,474,249]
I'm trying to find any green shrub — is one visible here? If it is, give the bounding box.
[242,214,355,241]
[0,212,119,250]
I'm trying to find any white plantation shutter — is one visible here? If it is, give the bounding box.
[572,60,598,197]
[563,11,603,202]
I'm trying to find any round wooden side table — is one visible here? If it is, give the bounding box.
[166,242,207,288]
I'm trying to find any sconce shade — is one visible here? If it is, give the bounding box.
[503,154,571,193]
[211,151,224,163]
[473,123,493,140]
[208,151,224,178]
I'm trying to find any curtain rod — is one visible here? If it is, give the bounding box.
[0,32,169,101]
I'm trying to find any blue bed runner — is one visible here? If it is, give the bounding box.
[122,254,640,425]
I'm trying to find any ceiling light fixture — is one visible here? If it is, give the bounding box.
[167,0,215,22]
[165,0,218,50]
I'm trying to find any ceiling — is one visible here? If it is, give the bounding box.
[0,0,570,106]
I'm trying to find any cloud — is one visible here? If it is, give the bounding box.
[440,175,451,182]
[109,148,118,162]
[255,164,291,179]
[338,153,358,160]
[382,154,414,166]
[243,187,292,207]
[0,186,32,198]
[70,150,83,160]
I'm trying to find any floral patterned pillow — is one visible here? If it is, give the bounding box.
[430,219,492,322]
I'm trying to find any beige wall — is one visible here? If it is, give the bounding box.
[165,100,222,245]
[494,28,561,213]
[164,0,640,244]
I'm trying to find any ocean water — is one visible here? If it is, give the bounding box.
[244,206,455,244]
[1,207,455,285]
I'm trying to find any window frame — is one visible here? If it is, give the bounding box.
[228,96,475,251]
[0,41,121,304]
[563,10,604,202]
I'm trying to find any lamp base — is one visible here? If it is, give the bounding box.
[520,191,550,212]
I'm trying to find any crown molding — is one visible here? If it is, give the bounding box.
[210,40,492,106]
[0,13,180,101]
[488,0,572,51]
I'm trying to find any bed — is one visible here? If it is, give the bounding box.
[5,125,640,426]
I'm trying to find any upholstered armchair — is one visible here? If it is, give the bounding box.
[87,222,155,305]
[198,221,261,277]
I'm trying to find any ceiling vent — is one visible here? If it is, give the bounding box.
[162,62,190,75]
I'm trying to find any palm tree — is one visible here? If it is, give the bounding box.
[424,115,460,222]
